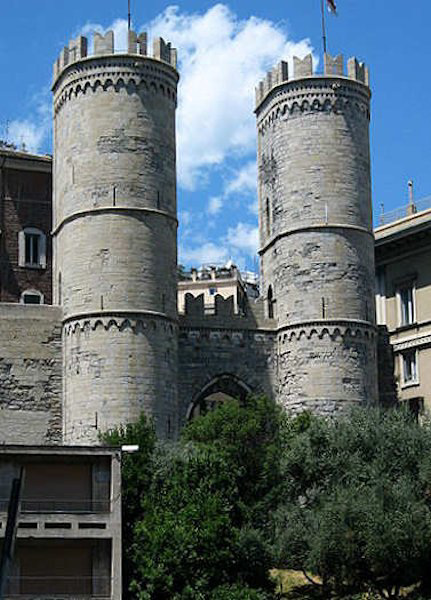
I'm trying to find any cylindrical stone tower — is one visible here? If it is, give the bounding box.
[52,30,179,442]
[255,53,378,415]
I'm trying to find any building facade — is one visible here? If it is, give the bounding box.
[375,199,431,415]
[0,147,52,305]
[0,445,122,598]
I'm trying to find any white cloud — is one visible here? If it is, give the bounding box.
[79,19,129,53]
[224,161,257,197]
[8,90,51,154]
[148,5,315,189]
[180,221,259,268]
[180,242,229,265]
[207,196,223,215]
[226,222,259,257]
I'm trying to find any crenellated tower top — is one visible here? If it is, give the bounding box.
[255,52,369,109]
[53,29,177,84]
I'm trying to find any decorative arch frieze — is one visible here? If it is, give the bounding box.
[64,314,178,337]
[257,86,370,136]
[278,321,376,345]
[54,66,177,114]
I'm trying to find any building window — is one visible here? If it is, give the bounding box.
[401,350,418,386]
[20,289,44,305]
[18,227,47,269]
[399,285,415,326]
[375,268,386,325]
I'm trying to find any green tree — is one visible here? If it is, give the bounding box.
[102,413,156,598]
[103,396,283,599]
[274,407,431,599]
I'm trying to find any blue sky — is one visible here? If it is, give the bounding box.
[1,1,430,270]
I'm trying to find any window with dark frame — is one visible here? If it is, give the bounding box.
[399,284,415,326]
[402,350,418,385]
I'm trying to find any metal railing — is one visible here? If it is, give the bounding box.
[6,576,111,597]
[0,498,110,514]
[378,195,431,226]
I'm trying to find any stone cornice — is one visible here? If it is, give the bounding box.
[392,334,431,353]
[259,223,373,255]
[52,205,178,236]
[178,327,276,342]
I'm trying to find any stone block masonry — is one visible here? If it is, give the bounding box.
[0,304,62,444]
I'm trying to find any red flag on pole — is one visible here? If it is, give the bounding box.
[327,0,337,14]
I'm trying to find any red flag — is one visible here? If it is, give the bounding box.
[327,0,337,13]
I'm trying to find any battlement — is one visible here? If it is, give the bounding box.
[53,29,177,82]
[255,53,370,107]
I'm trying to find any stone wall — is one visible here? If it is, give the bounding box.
[178,302,277,424]
[63,315,178,442]
[0,304,62,444]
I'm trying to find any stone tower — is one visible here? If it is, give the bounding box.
[52,30,179,443]
[255,53,378,415]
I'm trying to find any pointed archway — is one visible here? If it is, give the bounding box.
[187,374,252,420]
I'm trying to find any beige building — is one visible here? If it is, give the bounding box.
[0,445,121,599]
[178,264,258,316]
[375,197,431,415]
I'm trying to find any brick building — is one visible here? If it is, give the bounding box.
[0,146,52,305]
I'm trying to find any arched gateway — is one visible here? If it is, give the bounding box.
[187,374,252,420]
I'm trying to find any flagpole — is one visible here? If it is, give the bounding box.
[128,0,131,31]
[320,0,327,55]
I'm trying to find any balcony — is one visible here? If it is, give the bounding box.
[5,576,112,598]
[0,498,110,514]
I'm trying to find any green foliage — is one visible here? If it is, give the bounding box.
[101,413,157,598]
[274,407,431,599]
[103,396,282,599]
[183,394,285,526]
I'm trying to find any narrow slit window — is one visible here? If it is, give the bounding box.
[265,198,271,237]
[268,285,275,319]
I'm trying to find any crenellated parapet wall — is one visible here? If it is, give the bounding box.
[53,29,177,83]
[255,52,369,109]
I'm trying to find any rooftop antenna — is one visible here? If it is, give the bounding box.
[128,0,131,31]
